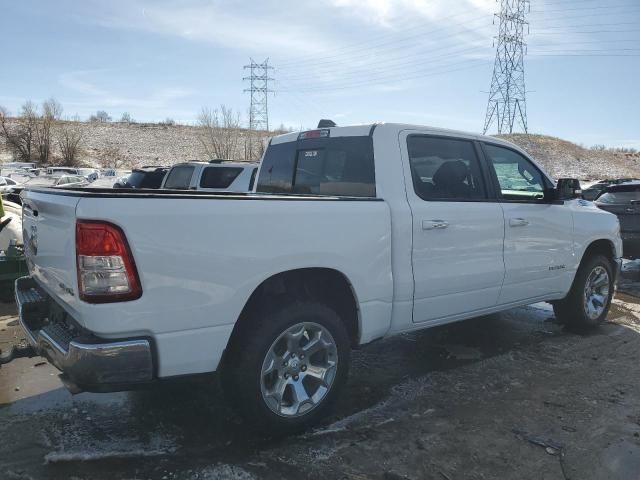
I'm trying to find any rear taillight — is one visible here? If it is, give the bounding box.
[76,220,142,303]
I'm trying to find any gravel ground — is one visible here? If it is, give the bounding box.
[2,273,640,479]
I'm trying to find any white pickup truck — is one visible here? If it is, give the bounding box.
[15,123,622,432]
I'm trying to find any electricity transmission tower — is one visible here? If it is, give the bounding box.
[483,0,530,135]
[243,58,274,131]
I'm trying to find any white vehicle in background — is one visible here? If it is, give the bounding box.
[4,174,89,204]
[15,122,622,433]
[77,168,100,182]
[0,176,20,193]
[0,199,22,250]
[161,160,258,192]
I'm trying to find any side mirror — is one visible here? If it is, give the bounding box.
[556,178,582,200]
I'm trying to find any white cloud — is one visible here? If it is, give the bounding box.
[58,70,194,111]
[83,0,340,56]
[329,0,494,27]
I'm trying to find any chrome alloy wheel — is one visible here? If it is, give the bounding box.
[583,265,610,320]
[260,322,338,418]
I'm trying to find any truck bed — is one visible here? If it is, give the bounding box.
[20,186,394,378]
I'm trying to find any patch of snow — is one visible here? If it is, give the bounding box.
[44,433,176,464]
[197,464,256,480]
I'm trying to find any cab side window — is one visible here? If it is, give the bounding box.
[407,136,487,201]
[164,166,195,190]
[483,144,547,201]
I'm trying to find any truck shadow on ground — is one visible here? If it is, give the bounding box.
[3,284,639,479]
[120,302,593,449]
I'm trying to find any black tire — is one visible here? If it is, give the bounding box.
[553,254,614,330]
[222,301,351,434]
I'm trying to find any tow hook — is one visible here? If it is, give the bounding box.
[0,343,38,366]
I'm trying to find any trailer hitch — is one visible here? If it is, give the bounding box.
[0,343,38,366]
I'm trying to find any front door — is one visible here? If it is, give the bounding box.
[401,132,506,323]
[481,142,575,304]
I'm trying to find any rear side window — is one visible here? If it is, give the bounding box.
[164,166,195,189]
[407,136,486,200]
[257,136,375,197]
[598,190,640,204]
[200,167,243,189]
[128,170,167,188]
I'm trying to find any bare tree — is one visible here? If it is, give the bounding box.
[55,122,83,166]
[99,145,133,170]
[90,110,112,123]
[243,130,267,161]
[120,112,134,123]
[34,97,62,163]
[0,103,36,161]
[197,106,243,160]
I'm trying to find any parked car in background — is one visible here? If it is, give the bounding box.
[77,168,100,182]
[4,175,88,204]
[54,175,90,187]
[595,181,640,258]
[583,178,640,201]
[0,199,22,251]
[16,122,622,432]
[161,160,258,192]
[0,176,20,193]
[46,167,80,176]
[101,168,131,178]
[113,166,169,189]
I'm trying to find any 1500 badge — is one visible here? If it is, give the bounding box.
[549,265,566,271]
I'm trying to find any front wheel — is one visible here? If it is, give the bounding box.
[223,302,350,434]
[553,254,614,329]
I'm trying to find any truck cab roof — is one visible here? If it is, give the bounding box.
[271,122,531,156]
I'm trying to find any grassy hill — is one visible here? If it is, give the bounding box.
[498,134,640,180]
[2,121,639,180]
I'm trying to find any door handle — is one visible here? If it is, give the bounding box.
[509,217,529,227]
[422,220,449,230]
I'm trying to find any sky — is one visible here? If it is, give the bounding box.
[1,0,639,148]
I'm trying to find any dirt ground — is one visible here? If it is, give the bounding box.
[2,266,640,479]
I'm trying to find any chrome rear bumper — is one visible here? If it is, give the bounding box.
[15,276,153,391]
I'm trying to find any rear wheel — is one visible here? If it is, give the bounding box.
[223,302,350,434]
[553,254,614,329]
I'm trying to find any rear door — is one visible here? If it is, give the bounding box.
[400,132,505,323]
[481,142,575,304]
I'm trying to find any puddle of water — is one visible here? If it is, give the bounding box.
[596,439,640,479]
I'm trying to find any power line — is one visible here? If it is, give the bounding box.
[277,58,490,93]
[277,43,488,84]
[276,12,490,68]
[277,10,638,85]
[243,58,274,131]
[534,21,639,30]
[531,28,640,34]
[483,0,530,135]
[530,3,640,13]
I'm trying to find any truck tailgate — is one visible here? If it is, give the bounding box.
[21,190,81,311]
